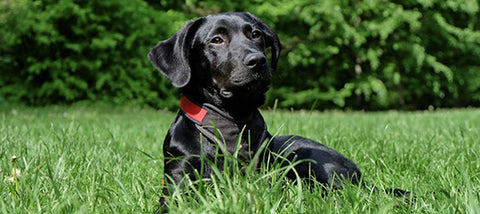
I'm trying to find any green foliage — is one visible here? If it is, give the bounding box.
[251,0,480,110]
[1,0,479,110]
[0,0,187,109]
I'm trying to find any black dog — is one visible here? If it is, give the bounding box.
[148,12,361,205]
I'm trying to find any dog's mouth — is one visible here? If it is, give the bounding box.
[220,89,234,98]
[220,80,270,99]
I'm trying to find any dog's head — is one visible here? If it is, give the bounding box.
[148,12,281,115]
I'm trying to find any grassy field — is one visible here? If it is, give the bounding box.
[1,104,479,213]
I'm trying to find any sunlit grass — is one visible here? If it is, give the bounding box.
[1,104,479,213]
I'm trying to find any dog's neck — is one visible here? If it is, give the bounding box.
[179,96,255,123]
[181,87,264,120]
[180,94,258,122]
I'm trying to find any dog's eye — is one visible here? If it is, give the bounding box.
[252,30,262,39]
[210,37,224,44]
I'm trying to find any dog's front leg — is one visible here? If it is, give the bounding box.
[266,135,362,188]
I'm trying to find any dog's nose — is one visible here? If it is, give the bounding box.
[244,53,267,69]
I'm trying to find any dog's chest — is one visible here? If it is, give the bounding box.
[199,113,267,160]
[176,96,269,164]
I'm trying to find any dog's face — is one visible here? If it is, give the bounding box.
[148,12,281,114]
[192,14,272,99]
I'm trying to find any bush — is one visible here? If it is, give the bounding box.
[1,0,479,110]
[0,0,187,109]
[245,0,480,110]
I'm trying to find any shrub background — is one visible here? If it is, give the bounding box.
[1,0,479,110]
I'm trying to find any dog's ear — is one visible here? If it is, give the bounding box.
[243,12,282,71]
[148,18,205,88]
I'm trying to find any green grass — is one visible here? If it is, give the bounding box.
[1,104,479,213]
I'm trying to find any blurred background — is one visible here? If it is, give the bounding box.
[1,0,479,111]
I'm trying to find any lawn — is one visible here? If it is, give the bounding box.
[1,104,479,213]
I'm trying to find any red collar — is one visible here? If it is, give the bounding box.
[179,96,208,123]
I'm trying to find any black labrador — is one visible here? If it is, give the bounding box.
[149,12,361,206]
